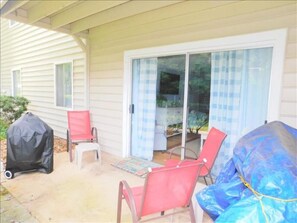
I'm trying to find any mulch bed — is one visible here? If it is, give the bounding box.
[0,137,70,167]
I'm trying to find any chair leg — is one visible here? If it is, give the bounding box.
[66,130,69,152]
[67,131,73,162]
[209,174,214,184]
[189,200,196,223]
[203,177,208,185]
[69,145,73,162]
[94,144,101,165]
[117,182,123,223]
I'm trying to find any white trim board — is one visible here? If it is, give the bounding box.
[122,29,287,158]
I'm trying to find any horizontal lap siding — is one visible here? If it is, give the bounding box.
[0,20,86,138]
[281,27,297,126]
[89,1,297,156]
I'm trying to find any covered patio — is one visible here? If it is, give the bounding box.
[1,1,296,222]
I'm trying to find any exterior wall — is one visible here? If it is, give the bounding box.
[0,19,86,138]
[88,1,297,156]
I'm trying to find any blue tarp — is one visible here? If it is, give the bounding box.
[196,121,297,222]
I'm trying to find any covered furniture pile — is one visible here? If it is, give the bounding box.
[196,121,297,222]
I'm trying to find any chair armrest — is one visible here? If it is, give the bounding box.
[186,148,199,159]
[168,146,184,159]
[165,159,203,167]
[168,146,198,159]
[119,180,138,218]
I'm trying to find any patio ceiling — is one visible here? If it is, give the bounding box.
[0,0,183,38]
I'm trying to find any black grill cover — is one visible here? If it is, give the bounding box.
[6,112,54,174]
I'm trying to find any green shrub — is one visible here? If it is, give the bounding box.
[0,118,8,140]
[0,96,30,125]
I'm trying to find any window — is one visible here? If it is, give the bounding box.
[55,62,73,108]
[9,20,19,28]
[12,70,21,96]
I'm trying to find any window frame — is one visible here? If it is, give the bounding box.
[122,29,287,158]
[54,61,74,110]
[11,69,22,96]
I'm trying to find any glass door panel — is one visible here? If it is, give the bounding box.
[185,53,211,158]
[131,55,186,160]
[156,55,186,152]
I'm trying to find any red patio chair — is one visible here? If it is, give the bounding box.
[117,161,203,223]
[168,127,227,185]
[67,110,98,162]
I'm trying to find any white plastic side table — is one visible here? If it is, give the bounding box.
[75,143,101,169]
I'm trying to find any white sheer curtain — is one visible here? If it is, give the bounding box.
[209,47,272,176]
[131,58,158,160]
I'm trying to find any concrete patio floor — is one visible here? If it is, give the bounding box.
[1,184,39,223]
[0,151,212,223]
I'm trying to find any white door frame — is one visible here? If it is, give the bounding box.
[122,29,287,158]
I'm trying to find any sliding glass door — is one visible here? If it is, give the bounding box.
[130,47,272,176]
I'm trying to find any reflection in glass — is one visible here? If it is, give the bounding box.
[185,53,211,157]
[156,55,185,150]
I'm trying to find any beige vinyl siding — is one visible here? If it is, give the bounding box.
[89,1,297,156]
[0,19,86,138]
[281,27,297,126]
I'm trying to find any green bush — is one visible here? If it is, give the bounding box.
[0,118,8,140]
[0,95,30,125]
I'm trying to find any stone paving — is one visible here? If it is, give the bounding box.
[0,184,38,223]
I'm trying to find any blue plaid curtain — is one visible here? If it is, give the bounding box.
[209,48,272,176]
[131,58,157,160]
